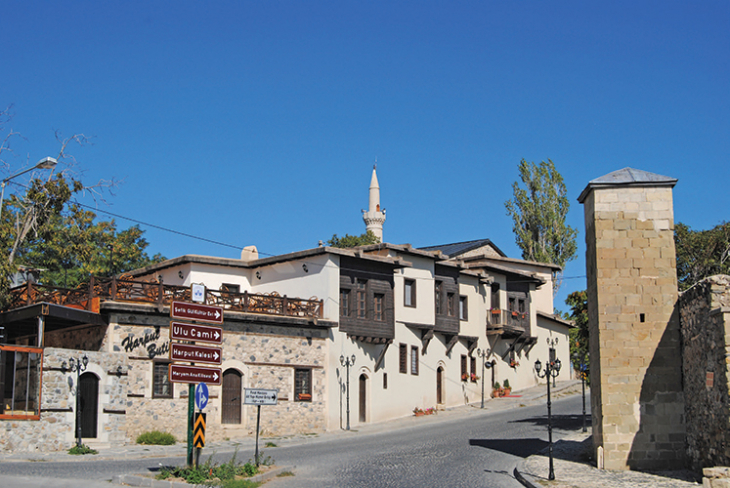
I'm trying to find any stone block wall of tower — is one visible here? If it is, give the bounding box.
[582,180,685,471]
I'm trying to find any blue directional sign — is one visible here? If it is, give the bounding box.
[195,382,209,410]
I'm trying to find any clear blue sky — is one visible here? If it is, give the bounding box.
[2,1,728,312]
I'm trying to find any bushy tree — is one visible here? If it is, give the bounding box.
[565,290,589,380]
[505,159,578,295]
[675,221,730,291]
[327,231,380,248]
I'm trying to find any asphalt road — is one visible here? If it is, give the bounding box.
[0,393,588,488]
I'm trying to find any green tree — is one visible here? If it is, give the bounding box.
[326,231,380,248]
[505,159,578,295]
[19,204,164,288]
[675,221,730,291]
[565,290,589,380]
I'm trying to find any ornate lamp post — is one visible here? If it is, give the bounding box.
[534,338,562,481]
[63,354,89,448]
[340,354,355,430]
[476,348,494,409]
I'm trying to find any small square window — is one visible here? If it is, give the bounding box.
[295,368,312,402]
[153,362,173,399]
[356,280,367,318]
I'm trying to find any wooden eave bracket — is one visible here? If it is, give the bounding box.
[421,328,434,353]
[445,334,459,355]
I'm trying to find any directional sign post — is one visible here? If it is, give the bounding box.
[170,322,223,344]
[169,364,222,385]
[244,389,279,466]
[171,343,222,365]
[171,301,223,324]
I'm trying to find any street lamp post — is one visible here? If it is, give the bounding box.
[63,354,89,448]
[476,348,494,409]
[340,354,355,430]
[0,157,58,220]
[534,338,562,481]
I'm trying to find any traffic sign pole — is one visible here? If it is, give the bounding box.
[255,405,261,467]
[187,384,194,467]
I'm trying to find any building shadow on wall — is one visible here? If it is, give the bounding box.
[627,307,687,474]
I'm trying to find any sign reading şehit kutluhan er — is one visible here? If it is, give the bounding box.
[170,322,223,344]
[171,301,223,324]
[169,364,222,385]
[170,343,222,365]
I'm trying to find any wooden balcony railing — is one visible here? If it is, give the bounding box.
[487,309,528,337]
[7,277,323,319]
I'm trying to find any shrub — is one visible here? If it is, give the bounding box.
[136,430,176,445]
[68,444,98,455]
[503,379,510,389]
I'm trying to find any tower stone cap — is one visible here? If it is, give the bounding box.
[578,167,677,203]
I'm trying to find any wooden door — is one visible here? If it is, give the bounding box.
[358,374,367,423]
[78,373,98,438]
[222,369,242,424]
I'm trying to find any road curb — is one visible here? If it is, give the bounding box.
[514,465,541,488]
[111,465,294,487]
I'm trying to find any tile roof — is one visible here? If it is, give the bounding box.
[418,239,506,258]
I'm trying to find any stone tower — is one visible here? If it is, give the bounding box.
[578,168,685,470]
[362,165,385,241]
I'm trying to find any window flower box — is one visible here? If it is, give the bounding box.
[461,373,469,382]
[297,393,312,401]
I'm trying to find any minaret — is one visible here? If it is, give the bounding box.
[362,165,385,241]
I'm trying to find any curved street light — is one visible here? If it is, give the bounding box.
[0,157,58,220]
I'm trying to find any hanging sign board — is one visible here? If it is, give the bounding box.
[169,364,222,385]
[171,301,223,324]
[171,343,222,365]
[170,322,223,344]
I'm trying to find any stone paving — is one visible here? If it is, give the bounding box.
[516,429,702,488]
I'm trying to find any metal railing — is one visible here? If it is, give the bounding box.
[7,277,323,319]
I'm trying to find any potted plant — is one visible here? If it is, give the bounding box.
[461,373,469,381]
[509,359,520,368]
[470,373,480,382]
[413,407,425,417]
[503,379,511,396]
[491,308,501,315]
[491,381,503,398]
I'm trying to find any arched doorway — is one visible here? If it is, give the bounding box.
[222,369,242,424]
[436,366,444,404]
[358,374,367,423]
[78,372,98,438]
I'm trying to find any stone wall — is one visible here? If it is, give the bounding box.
[0,347,128,453]
[106,311,330,443]
[678,275,730,472]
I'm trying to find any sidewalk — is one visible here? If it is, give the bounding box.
[514,425,702,488]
